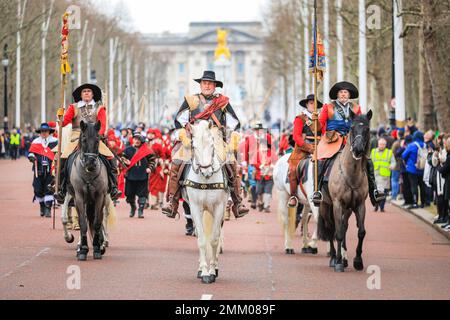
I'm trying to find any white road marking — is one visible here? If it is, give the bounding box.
[201,294,213,300]
[0,247,50,280]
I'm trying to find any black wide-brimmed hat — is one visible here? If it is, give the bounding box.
[35,123,55,134]
[299,94,323,109]
[72,83,102,103]
[132,132,146,143]
[253,122,264,130]
[329,81,359,100]
[194,70,223,88]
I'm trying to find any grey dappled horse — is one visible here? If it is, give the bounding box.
[317,110,373,272]
[67,120,108,261]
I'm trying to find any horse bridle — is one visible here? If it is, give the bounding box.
[191,127,224,178]
[349,129,369,161]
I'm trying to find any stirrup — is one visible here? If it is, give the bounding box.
[287,196,299,208]
[374,190,386,202]
[162,206,180,220]
[312,191,323,205]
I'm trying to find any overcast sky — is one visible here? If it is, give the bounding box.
[101,0,267,34]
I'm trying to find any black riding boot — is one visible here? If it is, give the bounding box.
[39,201,46,217]
[137,197,146,218]
[54,158,67,204]
[367,159,385,206]
[106,158,121,200]
[312,160,326,206]
[44,201,53,218]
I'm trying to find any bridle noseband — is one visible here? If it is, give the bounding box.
[191,125,224,178]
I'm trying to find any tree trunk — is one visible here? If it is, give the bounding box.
[422,0,450,132]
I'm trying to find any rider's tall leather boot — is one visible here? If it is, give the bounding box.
[312,160,325,206]
[107,158,121,200]
[161,163,183,218]
[54,158,67,204]
[227,163,249,218]
[367,159,385,206]
[288,164,299,207]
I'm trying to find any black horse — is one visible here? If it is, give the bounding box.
[318,110,373,272]
[68,120,109,261]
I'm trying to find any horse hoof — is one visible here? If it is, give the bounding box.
[197,271,202,279]
[329,257,336,268]
[215,269,219,278]
[77,253,87,261]
[93,252,102,260]
[301,247,310,254]
[201,275,213,284]
[101,246,106,255]
[310,247,318,255]
[343,259,348,268]
[65,234,75,244]
[353,258,364,271]
[334,264,345,272]
[285,248,294,255]
[209,274,216,283]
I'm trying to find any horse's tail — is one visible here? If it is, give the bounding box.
[105,195,117,230]
[317,207,334,241]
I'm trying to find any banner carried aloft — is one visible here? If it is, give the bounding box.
[309,24,326,81]
[60,12,71,75]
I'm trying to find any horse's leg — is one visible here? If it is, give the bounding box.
[340,209,351,268]
[279,189,294,254]
[300,204,310,252]
[190,201,209,282]
[75,195,88,261]
[92,197,105,260]
[62,194,74,243]
[306,205,319,254]
[208,201,225,282]
[354,203,366,271]
[332,201,345,272]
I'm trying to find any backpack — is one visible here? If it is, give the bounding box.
[414,142,427,170]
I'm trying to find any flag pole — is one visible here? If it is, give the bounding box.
[54,12,71,229]
[313,0,319,194]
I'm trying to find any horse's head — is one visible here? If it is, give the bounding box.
[191,120,216,178]
[349,109,372,160]
[79,120,101,172]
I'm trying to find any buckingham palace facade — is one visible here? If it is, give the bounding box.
[141,21,265,125]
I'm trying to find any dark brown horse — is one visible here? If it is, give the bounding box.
[317,110,372,272]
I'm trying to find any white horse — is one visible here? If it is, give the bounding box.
[273,153,319,254]
[181,120,228,284]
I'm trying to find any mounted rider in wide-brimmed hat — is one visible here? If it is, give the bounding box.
[161,70,249,219]
[54,83,121,203]
[311,81,385,206]
[287,94,323,208]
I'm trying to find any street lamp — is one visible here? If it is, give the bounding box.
[2,44,8,132]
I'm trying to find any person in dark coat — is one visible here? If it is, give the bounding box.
[122,133,156,218]
[436,137,450,230]
[28,123,58,217]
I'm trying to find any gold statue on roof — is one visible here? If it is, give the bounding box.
[214,28,231,61]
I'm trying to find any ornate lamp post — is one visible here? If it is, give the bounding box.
[2,44,9,132]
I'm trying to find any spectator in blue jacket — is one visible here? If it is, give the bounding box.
[402,131,426,209]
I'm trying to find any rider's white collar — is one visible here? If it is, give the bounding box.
[301,109,313,119]
[77,100,95,108]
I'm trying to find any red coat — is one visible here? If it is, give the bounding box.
[62,103,107,136]
[244,132,273,165]
[148,141,166,196]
